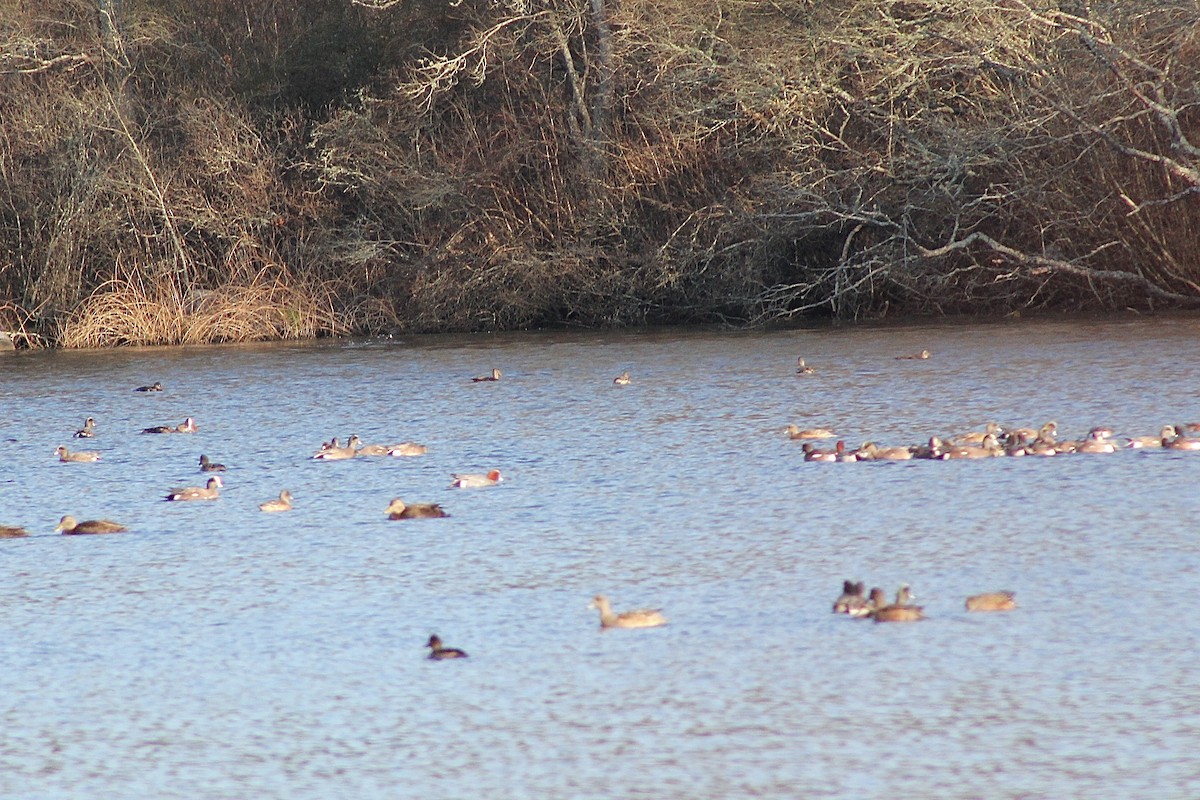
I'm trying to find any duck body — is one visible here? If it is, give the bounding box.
[56,446,100,463]
[472,368,502,382]
[199,454,227,472]
[450,469,503,488]
[258,490,293,512]
[143,417,197,434]
[426,635,469,660]
[895,349,931,360]
[965,591,1017,612]
[355,443,390,456]
[0,525,30,538]
[134,382,164,392]
[387,442,428,457]
[55,515,127,535]
[856,442,913,461]
[73,417,96,438]
[787,425,836,440]
[589,594,667,629]
[165,476,223,501]
[802,442,837,462]
[385,498,449,519]
[1164,428,1200,451]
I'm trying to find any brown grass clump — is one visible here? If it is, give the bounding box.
[58,274,346,348]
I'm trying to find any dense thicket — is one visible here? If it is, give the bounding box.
[2,0,1199,346]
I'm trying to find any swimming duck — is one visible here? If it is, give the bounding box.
[613,371,632,385]
[870,585,925,622]
[0,524,29,538]
[426,634,469,660]
[199,454,227,472]
[385,498,449,519]
[142,417,197,434]
[258,490,293,512]
[134,382,164,392]
[55,515,127,535]
[164,476,223,501]
[833,580,871,616]
[472,368,502,382]
[589,595,667,629]
[450,469,503,488]
[56,445,100,463]
[965,591,1017,611]
[912,436,949,460]
[802,442,837,462]
[942,433,1003,459]
[73,417,96,438]
[312,435,361,460]
[386,442,428,457]
[1073,429,1117,454]
[1164,426,1200,451]
[355,442,391,456]
[786,425,836,440]
[950,422,1003,446]
[795,357,815,375]
[833,440,858,462]
[1122,425,1177,448]
[856,442,914,461]
[895,349,931,360]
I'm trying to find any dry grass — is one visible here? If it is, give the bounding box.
[58,274,348,348]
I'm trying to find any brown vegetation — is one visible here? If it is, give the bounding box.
[2,0,1199,347]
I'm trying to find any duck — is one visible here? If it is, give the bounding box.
[55,515,127,535]
[786,424,836,440]
[950,422,1003,446]
[795,357,815,375]
[385,498,449,519]
[942,433,1003,459]
[450,469,503,488]
[1164,426,1200,451]
[1122,425,1177,448]
[258,490,293,512]
[870,585,926,622]
[142,417,197,434]
[833,440,858,462]
[1073,429,1117,454]
[134,382,164,392]
[589,594,667,629]
[911,436,948,460]
[832,580,871,616]
[855,441,914,461]
[198,454,227,472]
[56,445,100,463]
[164,476,223,501]
[472,368,502,382]
[965,591,1017,612]
[895,349,931,360]
[426,634,469,660]
[312,435,360,460]
[387,442,428,457]
[1010,420,1057,443]
[73,417,96,438]
[355,441,391,456]
[802,442,837,462]
[613,371,632,385]
[0,524,29,538]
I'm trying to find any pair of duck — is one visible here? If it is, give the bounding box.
[833,580,1017,620]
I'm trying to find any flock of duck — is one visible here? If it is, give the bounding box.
[17,351,1197,655]
[13,368,671,659]
[832,580,1017,622]
[789,353,1200,459]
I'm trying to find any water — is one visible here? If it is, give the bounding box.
[2,315,1199,798]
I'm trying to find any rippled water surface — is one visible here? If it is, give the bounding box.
[3,316,1200,799]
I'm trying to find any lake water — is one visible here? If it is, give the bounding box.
[2,315,1199,798]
